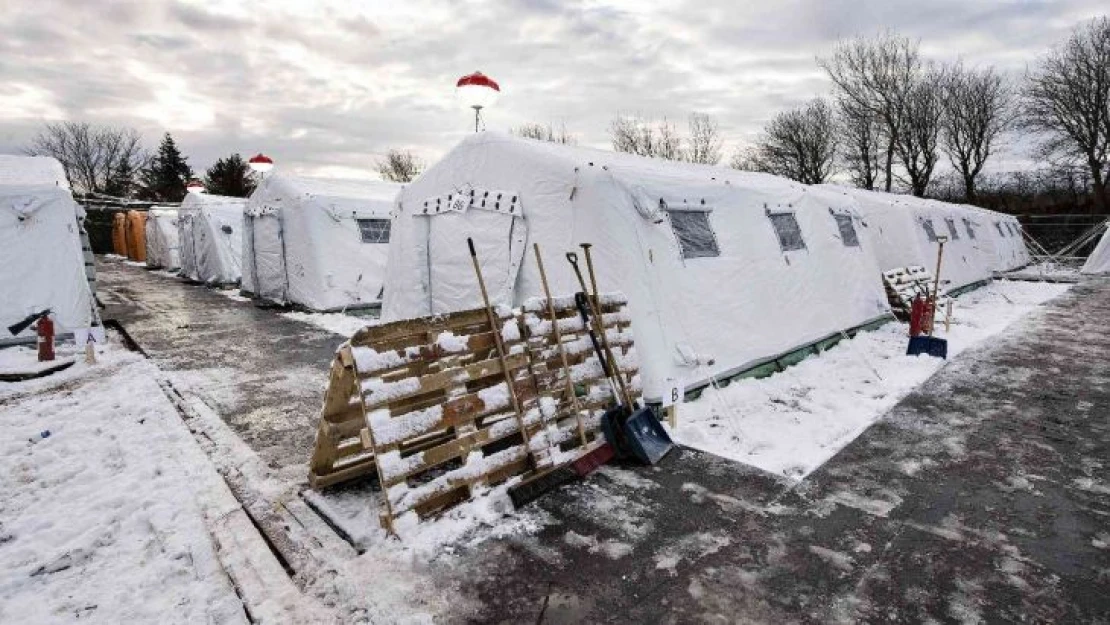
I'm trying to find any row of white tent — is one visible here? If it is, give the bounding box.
[145,175,400,312]
[0,134,1052,397]
[0,156,95,337]
[382,133,1036,401]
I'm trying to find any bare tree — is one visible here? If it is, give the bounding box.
[732,98,838,184]
[654,117,683,161]
[608,115,685,161]
[895,66,946,197]
[686,113,723,165]
[1023,16,1110,212]
[940,64,1014,202]
[375,149,424,183]
[819,32,920,191]
[24,121,145,195]
[512,122,576,145]
[837,98,884,189]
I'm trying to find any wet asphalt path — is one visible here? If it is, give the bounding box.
[95,258,1109,622]
[97,258,341,477]
[453,280,1110,623]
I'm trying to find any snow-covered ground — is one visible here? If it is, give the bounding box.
[0,341,250,623]
[669,280,1070,479]
[281,310,377,337]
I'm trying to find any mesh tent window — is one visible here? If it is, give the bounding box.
[963,218,977,239]
[357,218,391,244]
[769,212,806,252]
[945,218,960,240]
[833,214,860,247]
[922,219,939,242]
[667,209,720,258]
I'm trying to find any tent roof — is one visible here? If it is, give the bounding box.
[0,155,69,189]
[180,192,248,210]
[440,132,813,204]
[249,174,401,217]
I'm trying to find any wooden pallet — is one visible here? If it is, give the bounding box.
[308,296,639,532]
[882,266,953,322]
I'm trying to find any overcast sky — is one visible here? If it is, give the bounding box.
[1,1,1105,180]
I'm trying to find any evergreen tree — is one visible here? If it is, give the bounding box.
[139,133,193,202]
[104,155,138,198]
[203,153,256,197]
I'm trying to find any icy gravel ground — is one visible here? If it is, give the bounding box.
[670,280,1072,480]
[0,343,247,623]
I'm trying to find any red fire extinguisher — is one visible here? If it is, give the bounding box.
[37,313,56,362]
[909,296,927,337]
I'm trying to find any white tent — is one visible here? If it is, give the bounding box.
[241,175,400,310]
[1081,220,1110,274]
[145,208,181,270]
[382,133,891,401]
[820,186,1028,292]
[0,155,69,188]
[1,180,93,336]
[177,193,245,285]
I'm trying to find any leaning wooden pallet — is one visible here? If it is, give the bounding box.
[307,296,640,534]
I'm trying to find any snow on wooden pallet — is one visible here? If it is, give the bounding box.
[882,266,948,320]
[308,296,638,531]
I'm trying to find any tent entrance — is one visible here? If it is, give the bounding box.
[416,188,526,314]
[247,212,289,305]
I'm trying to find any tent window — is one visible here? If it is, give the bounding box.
[667,210,720,258]
[1008,222,1019,236]
[963,218,977,240]
[769,213,806,252]
[833,214,860,247]
[922,219,939,242]
[945,218,960,240]
[357,219,391,244]
[995,221,1006,237]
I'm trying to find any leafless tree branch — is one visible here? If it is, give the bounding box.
[24,121,146,195]
[732,98,838,185]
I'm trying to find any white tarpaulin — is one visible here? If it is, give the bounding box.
[382,132,893,401]
[820,185,1029,290]
[0,184,92,335]
[177,193,244,284]
[145,208,181,270]
[0,155,69,188]
[242,175,400,311]
[1081,221,1110,274]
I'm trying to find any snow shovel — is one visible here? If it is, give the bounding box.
[907,237,949,359]
[567,250,674,465]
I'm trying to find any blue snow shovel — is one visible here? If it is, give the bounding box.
[567,249,674,465]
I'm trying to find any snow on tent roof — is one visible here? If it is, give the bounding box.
[0,155,69,188]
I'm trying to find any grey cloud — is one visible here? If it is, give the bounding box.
[0,0,1105,178]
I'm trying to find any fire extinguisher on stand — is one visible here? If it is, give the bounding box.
[8,309,56,362]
